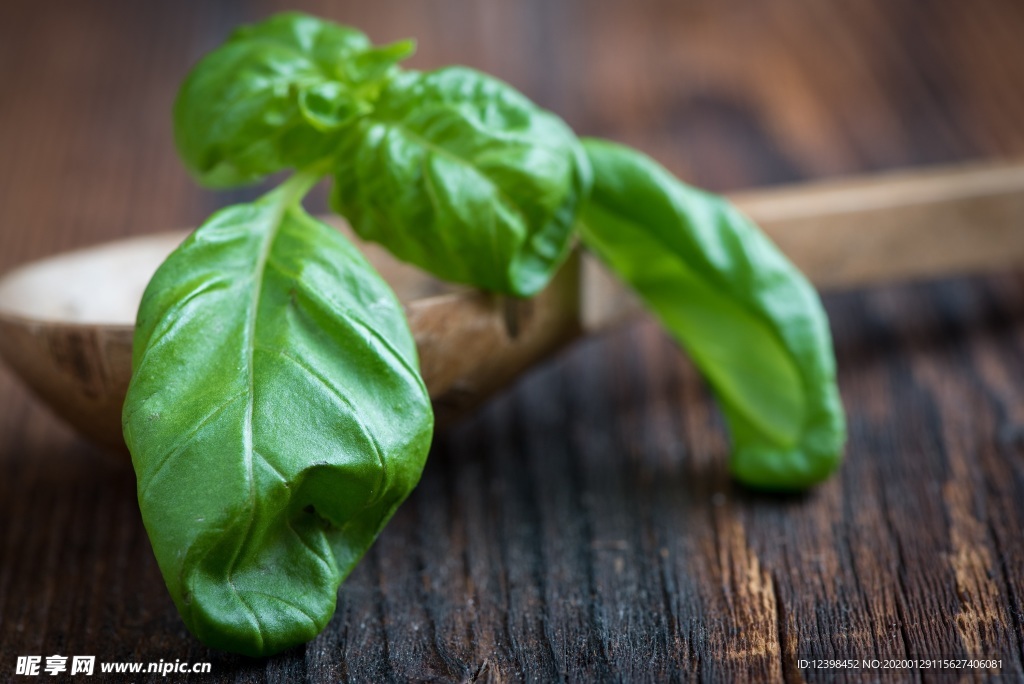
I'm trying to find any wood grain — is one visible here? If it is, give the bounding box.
[2,1,1024,682]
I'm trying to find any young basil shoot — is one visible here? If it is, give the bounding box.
[125,11,846,657]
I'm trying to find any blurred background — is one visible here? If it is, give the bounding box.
[5,0,1024,267]
[2,1,1024,681]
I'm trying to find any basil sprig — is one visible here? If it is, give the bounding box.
[127,11,846,656]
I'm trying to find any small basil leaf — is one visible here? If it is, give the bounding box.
[349,40,416,83]
[174,12,412,187]
[122,183,433,656]
[297,82,370,132]
[330,67,590,297]
[579,139,845,490]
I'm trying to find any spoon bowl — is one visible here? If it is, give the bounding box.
[0,222,584,450]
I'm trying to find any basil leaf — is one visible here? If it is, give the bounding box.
[579,139,845,489]
[122,179,433,656]
[330,67,590,297]
[174,12,413,187]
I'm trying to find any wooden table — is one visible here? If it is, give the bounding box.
[2,1,1023,681]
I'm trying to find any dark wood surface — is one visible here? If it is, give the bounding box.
[2,1,1024,681]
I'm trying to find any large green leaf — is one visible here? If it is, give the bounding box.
[579,139,845,489]
[122,178,433,656]
[174,12,413,187]
[331,67,590,297]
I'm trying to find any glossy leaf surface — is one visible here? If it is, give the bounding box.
[122,182,433,656]
[174,12,412,187]
[579,139,845,489]
[331,67,590,296]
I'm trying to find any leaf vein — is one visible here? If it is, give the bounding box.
[262,345,389,499]
[138,390,247,499]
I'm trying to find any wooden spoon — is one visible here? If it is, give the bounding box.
[1,161,1023,450]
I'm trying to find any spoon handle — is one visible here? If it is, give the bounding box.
[733,160,1024,290]
[429,159,1024,423]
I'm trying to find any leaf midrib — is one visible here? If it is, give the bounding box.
[213,175,320,642]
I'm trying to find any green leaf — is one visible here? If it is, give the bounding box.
[174,12,413,187]
[578,139,845,489]
[330,67,590,297]
[122,177,433,656]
